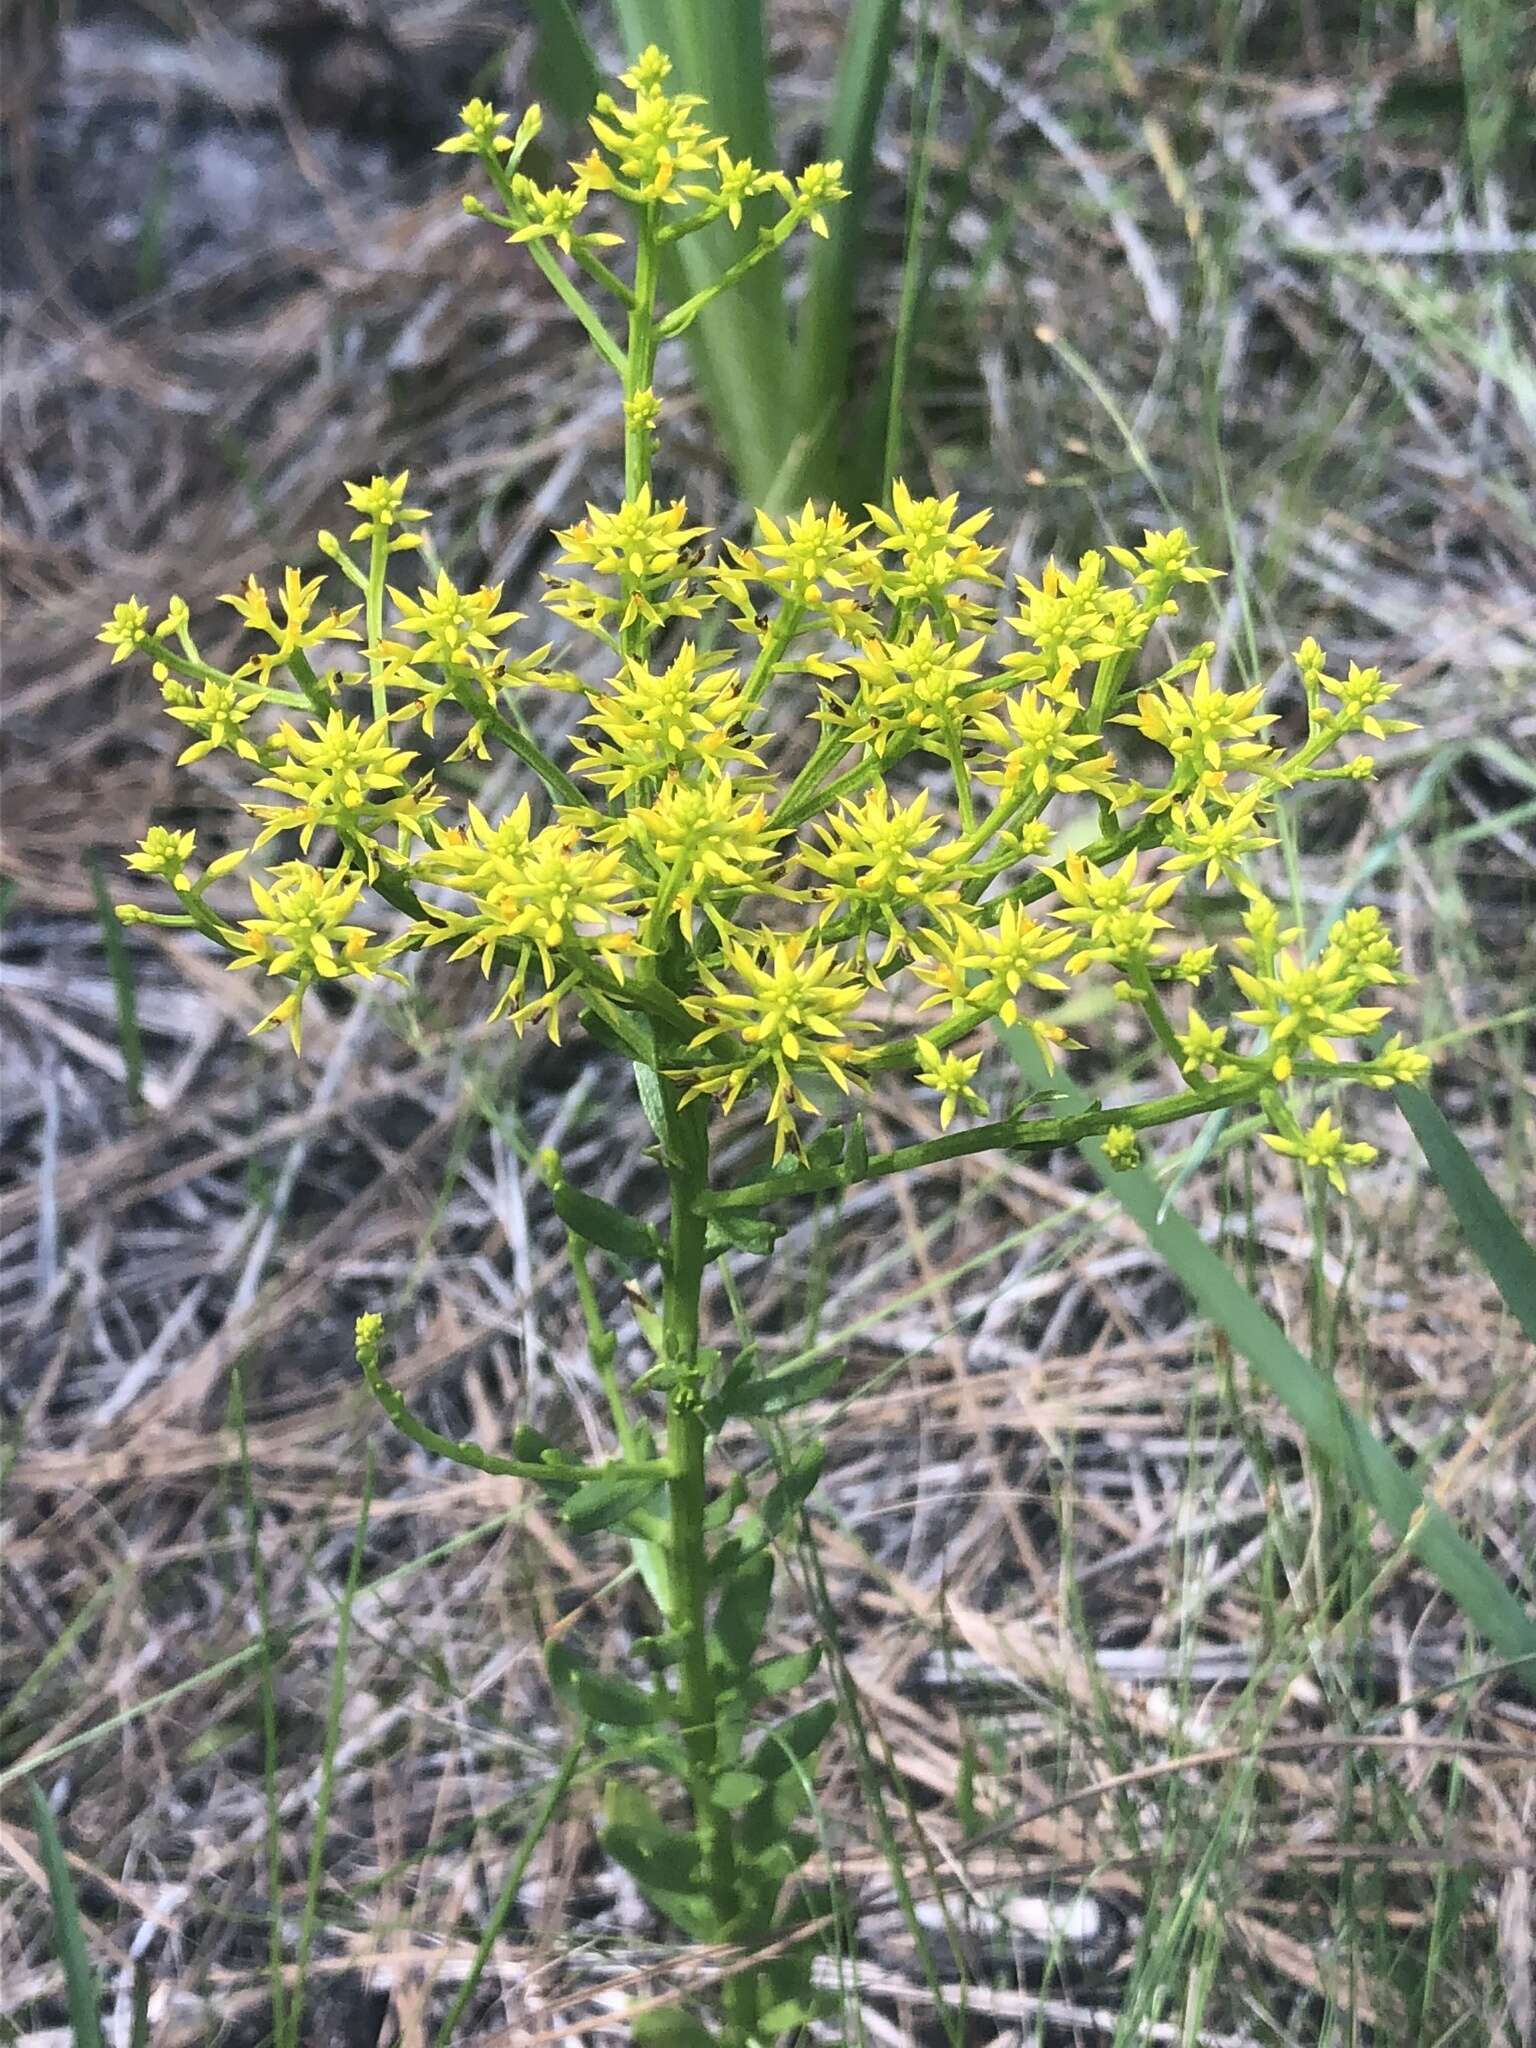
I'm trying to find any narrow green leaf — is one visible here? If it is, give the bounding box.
[713,1768,765,1810]
[763,1442,826,1535]
[793,0,900,500]
[1397,1083,1536,1347]
[287,1453,373,2048]
[551,1180,661,1264]
[25,1780,106,2048]
[578,1002,655,1062]
[1003,1029,1536,1694]
[713,1549,775,1669]
[547,1638,660,1728]
[560,1472,663,1537]
[704,1209,782,1257]
[751,1697,837,1777]
[431,1732,589,2048]
[87,853,144,1110]
[525,0,601,121]
[729,1354,844,1418]
[129,1962,152,2048]
[633,1058,669,1145]
[604,1818,701,1892]
[744,1643,822,1700]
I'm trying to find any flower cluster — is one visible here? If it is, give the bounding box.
[108,49,1426,1184]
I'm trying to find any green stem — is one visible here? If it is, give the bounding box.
[366,532,387,722]
[658,1085,749,2036]
[625,206,661,502]
[698,1072,1259,1211]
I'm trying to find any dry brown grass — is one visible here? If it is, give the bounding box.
[3,4,1534,2044]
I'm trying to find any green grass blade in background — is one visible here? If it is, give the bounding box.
[87,852,145,1111]
[527,0,602,120]
[1396,1083,1536,1348]
[26,1778,107,2048]
[284,1454,375,2048]
[1003,1030,1536,1693]
[792,0,901,504]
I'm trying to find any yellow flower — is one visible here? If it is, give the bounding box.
[682,932,873,1157]
[1102,1123,1141,1171]
[837,619,1000,756]
[340,473,429,545]
[617,775,784,933]
[247,711,434,855]
[800,787,958,955]
[422,804,635,985]
[914,1038,986,1129]
[573,644,762,797]
[98,598,153,663]
[164,677,266,765]
[125,825,196,884]
[1262,1110,1377,1193]
[912,903,1073,1058]
[1119,662,1275,797]
[587,57,719,204]
[1231,952,1388,1079]
[976,683,1118,799]
[228,861,403,1052]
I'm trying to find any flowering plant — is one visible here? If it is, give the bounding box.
[107,46,1425,2046]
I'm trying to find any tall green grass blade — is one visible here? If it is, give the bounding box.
[430,1728,590,2048]
[525,0,601,121]
[881,6,948,498]
[25,1779,107,2048]
[0,1572,126,1739]
[129,1962,152,2048]
[1396,1084,1536,1348]
[285,1453,374,2048]
[87,852,144,1110]
[231,1366,288,2048]
[794,0,900,503]
[1003,1029,1536,1693]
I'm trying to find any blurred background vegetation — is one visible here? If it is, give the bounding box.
[3,2,1534,2043]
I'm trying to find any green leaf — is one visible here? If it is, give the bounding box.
[1397,1084,1536,1348]
[713,1550,775,1670]
[763,1443,826,1535]
[560,1473,663,1536]
[26,1780,107,2048]
[751,1697,837,1777]
[704,1209,783,1257]
[792,0,901,504]
[513,1422,562,1464]
[524,0,601,122]
[631,2012,717,2048]
[713,1769,765,1811]
[1002,1027,1536,1695]
[578,1002,654,1062]
[729,1354,844,1418]
[703,1474,747,1529]
[604,1819,701,1892]
[843,1113,869,1179]
[633,1059,669,1145]
[551,1181,661,1265]
[546,1640,660,1728]
[743,1643,822,1700]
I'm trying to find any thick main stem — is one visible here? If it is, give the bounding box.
[660,1090,752,2038]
